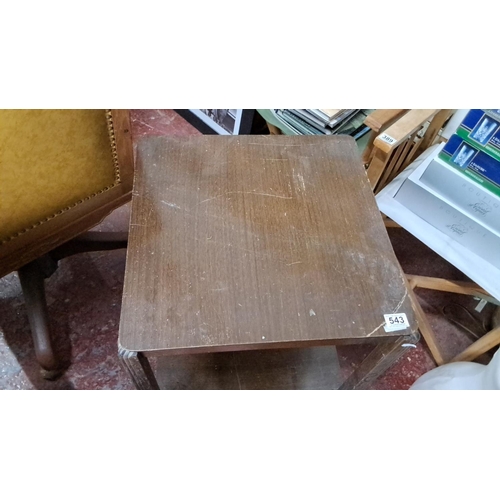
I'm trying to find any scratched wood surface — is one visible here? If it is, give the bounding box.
[119,135,416,354]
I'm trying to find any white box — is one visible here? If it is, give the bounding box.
[376,144,500,300]
[413,157,500,235]
[394,178,500,269]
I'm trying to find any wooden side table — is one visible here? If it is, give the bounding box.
[118,135,418,389]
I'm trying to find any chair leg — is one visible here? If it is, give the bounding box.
[15,231,127,379]
[18,259,61,379]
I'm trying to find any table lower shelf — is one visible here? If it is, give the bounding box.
[119,332,419,390]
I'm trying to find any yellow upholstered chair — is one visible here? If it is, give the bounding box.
[0,109,134,377]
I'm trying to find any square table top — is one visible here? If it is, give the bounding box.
[119,135,416,354]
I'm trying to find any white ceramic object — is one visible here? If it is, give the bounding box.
[410,349,500,390]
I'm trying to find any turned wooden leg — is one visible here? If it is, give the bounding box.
[18,259,60,378]
[340,333,419,390]
[14,232,128,380]
[118,346,160,390]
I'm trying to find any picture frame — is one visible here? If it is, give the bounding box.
[175,109,255,135]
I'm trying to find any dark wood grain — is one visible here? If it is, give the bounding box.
[155,347,342,390]
[119,135,416,354]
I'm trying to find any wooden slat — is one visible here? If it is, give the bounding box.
[376,134,418,193]
[375,142,406,193]
[451,326,500,362]
[373,109,439,154]
[362,110,409,164]
[407,278,418,290]
[407,275,493,299]
[364,109,408,132]
[366,147,390,190]
[388,134,419,183]
[361,130,377,165]
[400,136,424,171]
[415,109,455,157]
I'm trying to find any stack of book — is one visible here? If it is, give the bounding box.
[272,109,374,140]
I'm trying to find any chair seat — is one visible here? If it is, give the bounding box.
[0,110,118,243]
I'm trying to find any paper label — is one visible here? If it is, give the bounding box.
[383,313,409,332]
[475,298,488,313]
[378,133,397,145]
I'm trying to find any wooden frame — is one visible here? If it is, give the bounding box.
[408,275,500,365]
[366,109,443,192]
[0,109,134,278]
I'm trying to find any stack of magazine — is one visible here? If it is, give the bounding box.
[272,109,374,140]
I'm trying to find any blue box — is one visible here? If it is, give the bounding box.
[439,134,500,198]
[457,109,500,162]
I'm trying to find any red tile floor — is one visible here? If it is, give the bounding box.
[0,110,497,390]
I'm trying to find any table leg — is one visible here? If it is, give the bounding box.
[339,333,419,390]
[118,347,160,390]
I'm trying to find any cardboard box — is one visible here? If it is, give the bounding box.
[456,109,500,162]
[394,177,500,269]
[415,157,500,234]
[439,134,500,197]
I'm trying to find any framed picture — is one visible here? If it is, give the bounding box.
[175,109,255,135]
